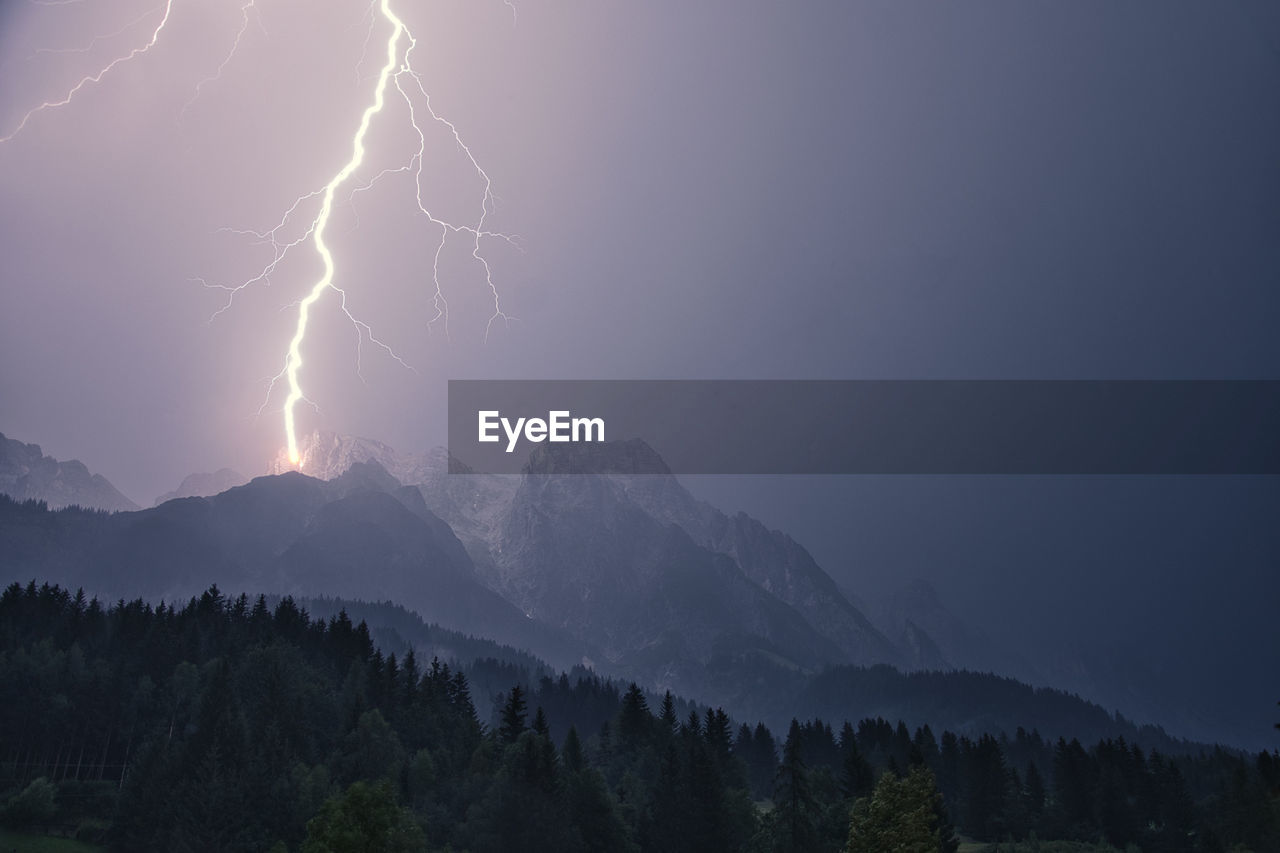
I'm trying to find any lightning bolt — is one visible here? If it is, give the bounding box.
[394,36,515,343]
[180,0,263,119]
[276,0,406,465]
[3,0,520,470]
[241,0,518,467]
[33,6,160,58]
[0,0,176,144]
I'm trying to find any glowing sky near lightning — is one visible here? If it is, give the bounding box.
[2,0,526,473]
[3,0,1277,500]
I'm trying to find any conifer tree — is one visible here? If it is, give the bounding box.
[772,722,818,852]
[659,691,679,735]
[498,685,528,745]
[840,735,875,801]
[533,706,550,738]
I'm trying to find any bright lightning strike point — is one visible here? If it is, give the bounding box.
[277,0,406,467]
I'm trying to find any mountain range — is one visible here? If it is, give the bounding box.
[153,467,247,505]
[0,427,1256,748]
[0,431,138,512]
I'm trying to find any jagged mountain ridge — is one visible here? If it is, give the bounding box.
[255,432,1111,697]
[1,429,1251,746]
[154,468,247,506]
[268,430,445,484]
[872,577,1030,675]
[616,465,903,667]
[265,433,868,698]
[254,431,1204,734]
[0,448,865,701]
[493,467,847,688]
[0,431,138,512]
[0,462,580,669]
[281,431,909,672]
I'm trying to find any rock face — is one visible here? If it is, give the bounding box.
[154,468,248,506]
[420,441,903,669]
[0,432,138,512]
[618,473,904,667]
[269,435,906,696]
[1,428,924,701]
[267,430,442,485]
[871,577,1039,676]
[6,430,1236,746]
[493,468,845,678]
[415,441,905,697]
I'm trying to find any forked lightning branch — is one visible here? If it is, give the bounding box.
[0,0,519,469]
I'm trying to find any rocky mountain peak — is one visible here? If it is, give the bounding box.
[267,429,446,485]
[0,431,138,512]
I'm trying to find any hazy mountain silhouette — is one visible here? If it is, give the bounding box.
[0,431,138,511]
[0,462,580,667]
[872,577,1032,675]
[0,429,1262,748]
[411,441,905,668]
[153,467,247,505]
[615,460,904,667]
[493,465,848,697]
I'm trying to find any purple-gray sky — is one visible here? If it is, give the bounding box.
[4,0,1276,502]
[2,1,1279,741]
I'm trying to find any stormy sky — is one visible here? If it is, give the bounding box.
[2,2,1278,741]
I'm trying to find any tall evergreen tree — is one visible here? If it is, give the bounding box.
[772,722,819,853]
[659,691,679,735]
[961,733,1009,840]
[840,736,875,801]
[745,722,780,800]
[532,706,550,737]
[498,685,528,745]
[618,683,651,750]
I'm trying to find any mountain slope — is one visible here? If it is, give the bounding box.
[495,470,845,681]
[267,429,442,484]
[872,577,1034,675]
[0,431,137,511]
[444,440,903,669]
[153,468,247,505]
[281,433,880,694]
[0,464,578,667]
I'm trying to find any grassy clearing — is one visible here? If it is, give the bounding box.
[0,830,104,853]
[960,840,1128,853]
